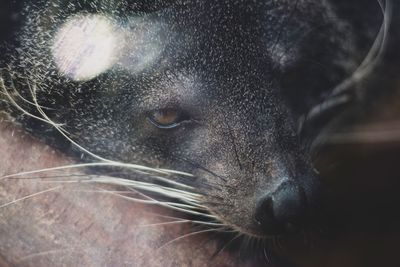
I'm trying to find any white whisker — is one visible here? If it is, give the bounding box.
[1,162,194,189]
[137,219,223,228]
[0,78,64,126]
[4,75,54,110]
[157,227,227,251]
[0,186,62,209]
[17,248,73,262]
[99,189,216,219]
[213,232,242,259]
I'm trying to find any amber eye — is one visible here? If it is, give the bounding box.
[147,109,188,129]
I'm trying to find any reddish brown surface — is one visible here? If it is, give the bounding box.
[0,120,259,267]
[2,119,400,267]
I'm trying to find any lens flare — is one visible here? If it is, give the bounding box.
[52,14,119,81]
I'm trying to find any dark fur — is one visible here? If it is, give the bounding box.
[0,0,385,240]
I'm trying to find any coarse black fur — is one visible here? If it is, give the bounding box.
[0,0,393,264]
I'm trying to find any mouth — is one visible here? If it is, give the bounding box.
[201,165,318,240]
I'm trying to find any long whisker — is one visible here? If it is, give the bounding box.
[141,212,191,221]
[157,227,227,251]
[65,180,202,210]
[17,248,73,263]
[139,211,226,227]
[0,185,62,209]
[86,177,202,202]
[4,173,90,181]
[0,78,64,126]
[211,232,242,259]
[137,219,224,228]
[98,189,216,218]
[1,74,54,110]
[174,156,228,183]
[1,162,193,189]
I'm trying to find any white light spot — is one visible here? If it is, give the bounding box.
[118,18,165,73]
[52,14,119,81]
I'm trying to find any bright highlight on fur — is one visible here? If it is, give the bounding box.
[52,14,119,81]
[52,13,165,81]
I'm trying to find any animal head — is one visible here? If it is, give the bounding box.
[1,0,378,237]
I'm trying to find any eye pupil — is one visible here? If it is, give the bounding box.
[153,110,179,125]
[148,109,187,129]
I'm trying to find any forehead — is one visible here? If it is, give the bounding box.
[43,0,319,63]
[28,0,325,109]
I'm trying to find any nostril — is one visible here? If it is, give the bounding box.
[254,181,305,235]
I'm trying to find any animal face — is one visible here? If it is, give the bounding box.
[2,0,364,237]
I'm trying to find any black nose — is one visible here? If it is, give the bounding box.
[254,180,306,235]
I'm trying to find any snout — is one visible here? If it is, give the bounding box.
[254,180,306,235]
